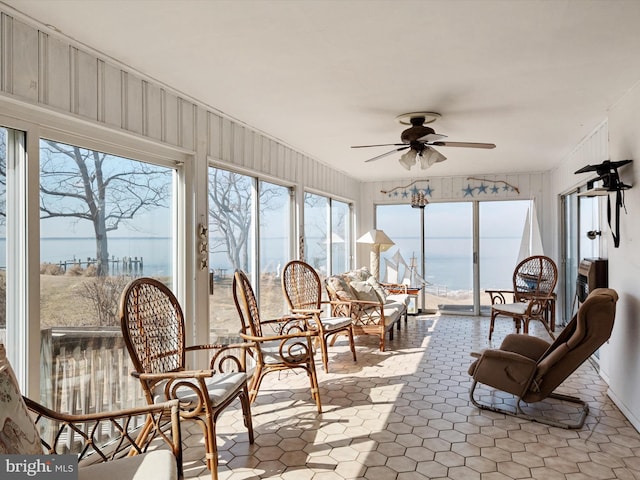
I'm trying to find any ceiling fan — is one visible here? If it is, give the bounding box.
[351,112,496,170]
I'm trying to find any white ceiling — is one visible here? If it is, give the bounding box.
[5,0,640,181]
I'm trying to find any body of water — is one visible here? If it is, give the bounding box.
[2,235,522,291]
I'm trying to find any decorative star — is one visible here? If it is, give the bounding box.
[491,185,500,194]
[477,183,488,194]
[463,184,475,197]
[401,190,409,198]
[503,184,510,191]
[411,186,420,195]
[423,185,434,196]
[393,191,399,197]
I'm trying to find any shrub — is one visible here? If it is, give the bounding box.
[41,263,64,275]
[66,264,84,276]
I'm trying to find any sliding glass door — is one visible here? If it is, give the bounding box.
[376,200,532,314]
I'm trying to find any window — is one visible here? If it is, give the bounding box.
[303,193,329,274]
[331,200,351,274]
[304,193,352,277]
[207,167,293,337]
[39,139,176,409]
[0,128,7,344]
[258,180,291,319]
[561,190,600,324]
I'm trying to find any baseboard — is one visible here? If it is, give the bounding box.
[607,388,640,433]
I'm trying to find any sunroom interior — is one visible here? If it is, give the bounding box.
[2,1,640,478]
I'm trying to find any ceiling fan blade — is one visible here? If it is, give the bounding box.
[364,146,410,163]
[416,133,447,143]
[351,143,407,148]
[432,141,496,149]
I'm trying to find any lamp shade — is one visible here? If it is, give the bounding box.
[356,229,395,251]
[419,147,446,169]
[357,229,395,280]
[398,149,417,170]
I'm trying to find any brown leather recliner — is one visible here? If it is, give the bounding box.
[468,287,618,429]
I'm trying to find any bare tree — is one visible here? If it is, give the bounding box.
[40,140,170,275]
[208,169,284,271]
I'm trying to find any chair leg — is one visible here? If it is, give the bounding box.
[248,365,265,403]
[319,334,330,373]
[348,326,357,363]
[306,358,322,413]
[489,311,497,340]
[187,415,217,479]
[240,385,255,444]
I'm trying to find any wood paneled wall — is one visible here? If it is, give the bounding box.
[1,10,359,199]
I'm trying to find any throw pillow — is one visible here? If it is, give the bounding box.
[345,267,371,283]
[350,281,382,303]
[326,276,356,301]
[366,276,387,302]
[0,344,43,454]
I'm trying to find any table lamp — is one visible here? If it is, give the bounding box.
[357,229,395,280]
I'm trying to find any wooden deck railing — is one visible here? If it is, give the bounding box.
[40,327,145,415]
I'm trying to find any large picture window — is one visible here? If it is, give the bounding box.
[39,139,175,409]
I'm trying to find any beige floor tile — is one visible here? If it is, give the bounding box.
[180,313,640,479]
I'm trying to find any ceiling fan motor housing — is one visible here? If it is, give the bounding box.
[401,124,435,144]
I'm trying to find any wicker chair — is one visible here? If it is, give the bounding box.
[0,341,183,480]
[26,398,183,480]
[233,269,322,413]
[486,255,558,340]
[282,260,357,373]
[119,277,254,480]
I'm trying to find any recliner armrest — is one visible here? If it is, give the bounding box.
[470,350,537,397]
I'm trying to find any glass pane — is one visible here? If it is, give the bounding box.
[564,192,579,324]
[208,168,254,339]
[0,128,6,344]
[579,196,599,260]
[39,139,174,411]
[479,200,532,312]
[258,181,290,319]
[425,202,473,313]
[331,200,350,275]
[304,193,328,275]
[376,205,421,284]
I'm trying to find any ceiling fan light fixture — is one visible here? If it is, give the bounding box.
[399,149,417,170]
[419,147,446,169]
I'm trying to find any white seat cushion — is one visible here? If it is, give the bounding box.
[309,316,353,331]
[79,450,176,480]
[493,302,529,315]
[153,372,246,408]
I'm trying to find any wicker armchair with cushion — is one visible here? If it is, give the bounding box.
[282,260,357,373]
[119,277,254,480]
[0,343,183,480]
[233,269,322,413]
[468,287,618,429]
[486,255,558,340]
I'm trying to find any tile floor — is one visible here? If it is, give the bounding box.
[182,314,640,479]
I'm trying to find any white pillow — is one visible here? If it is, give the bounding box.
[366,276,387,302]
[349,281,382,303]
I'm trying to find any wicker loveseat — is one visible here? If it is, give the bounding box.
[325,267,409,351]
